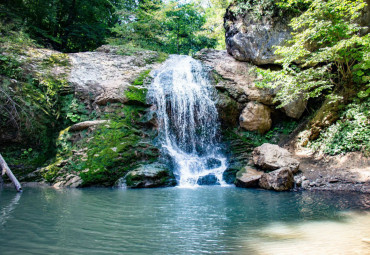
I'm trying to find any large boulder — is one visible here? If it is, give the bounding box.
[69,46,161,106]
[253,143,300,173]
[120,163,176,188]
[195,49,275,105]
[282,96,307,119]
[240,102,272,133]
[53,174,82,188]
[235,166,264,188]
[259,167,294,191]
[224,3,292,65]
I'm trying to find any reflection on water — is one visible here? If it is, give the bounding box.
[0,192,21,226]
[249,211,370,255]
[0,187,369,254]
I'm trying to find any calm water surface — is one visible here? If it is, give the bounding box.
[0,186,369,255]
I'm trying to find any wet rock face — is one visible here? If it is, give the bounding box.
[224,4,292,65]
[253,143,300,173]
[121,163,176,188]
[259,167,294,191]
[197,174,220,185]
[239,102,272,133]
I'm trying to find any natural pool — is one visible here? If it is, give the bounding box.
[0,187,369,255]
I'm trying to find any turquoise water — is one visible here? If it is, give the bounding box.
[0,187,369,254]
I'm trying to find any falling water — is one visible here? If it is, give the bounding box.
[148,55,227,187]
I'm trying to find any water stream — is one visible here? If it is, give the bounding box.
[148,55,227,187]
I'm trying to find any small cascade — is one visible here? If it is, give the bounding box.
[147,55,227,187]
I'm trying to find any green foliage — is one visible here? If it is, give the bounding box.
[41,54,70,67]
[21,148,33,158]
[0,52,67,148]
[2,0,219,53]
[60,95,92,125]
[255,65,333,107]
[310,98,370,155]
[196,0,232,49]
[43,104,159,186]
[256,0,369,107]
[224,120,298,151]
[0,23,76,173]
[232,0,307,19]
[0,13,37,52]
[125,70,151,104]
[112,0,216,55]
[1,0,121,52]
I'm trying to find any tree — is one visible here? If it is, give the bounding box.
[257,0,370,106]
[196,0,232,50]
[1,0,125,52]
[112,0,216,54]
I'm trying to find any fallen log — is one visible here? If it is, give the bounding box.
[69,120,109,132]
[0,153,22,192]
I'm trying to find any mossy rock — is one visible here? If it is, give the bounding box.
[41,103,160,187]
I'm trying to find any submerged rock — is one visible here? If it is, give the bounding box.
[259,167,294,191]
[253,143,300,173]
[121,163,176,188]
[197,174,220,185]
[239,102,272,133]
[235,166,263,188]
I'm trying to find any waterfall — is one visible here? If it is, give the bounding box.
[147,55,227,187]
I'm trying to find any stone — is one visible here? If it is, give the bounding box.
[206,158,222,169]
[259,168,294,191]
[195,49,276,106]
[301,180,310,189]
[64,175,83,188]
[239,102,272,133]
[121,163,176,188]
[235,166,264,188]
[53,174,82,188]
[197,174,220,185]
[68,46,162,106]
[216,92,240,128]
[282,95,307,119]
[222,166,241,184]
[253,143,300,173]
[224,3,292,65]
[294,175,304,187]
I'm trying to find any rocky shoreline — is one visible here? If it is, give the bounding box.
[1,0,368,191]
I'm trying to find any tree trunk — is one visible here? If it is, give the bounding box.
[0,154,22,192]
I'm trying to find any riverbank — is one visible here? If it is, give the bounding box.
[292,150,370,193]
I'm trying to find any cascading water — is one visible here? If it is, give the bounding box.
[148,55,228,187]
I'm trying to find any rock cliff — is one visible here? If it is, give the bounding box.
[224,1,292,65]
